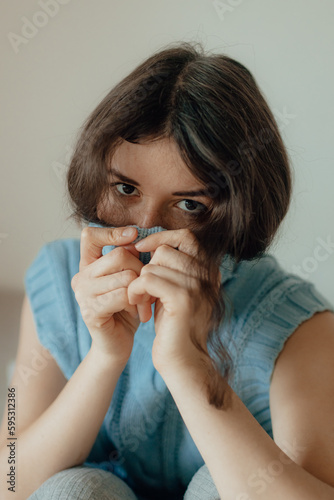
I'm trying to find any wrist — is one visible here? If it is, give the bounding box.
[159,353,232,410]
[156,349,211,383]
[89,342,128,374]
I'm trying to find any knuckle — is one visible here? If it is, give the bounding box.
[110,274,123,289]
[178,228,190,237]
[112,246,128,260]
[94,318,105,329]
[81,227,91,241]
[116,288,128,304]
[106,228,123,245]
[140,264,153,275]
[74,288,84,303]
[81,304,96,323]
[177,290,192,309]
[141,272,152,285]
[110,230,122,244]
[97,293,110,306]
[93,296,105,312]
[155,244,168,256]
[83,297,105,322]
[123,269,137,281]
[182,228,196,243]
[71,273,78,290]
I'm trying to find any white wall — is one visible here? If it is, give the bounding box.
[1,0,333,302]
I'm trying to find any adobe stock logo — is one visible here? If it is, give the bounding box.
[291,235,334,279]
[8,0,72,54]
[212,0,245,22]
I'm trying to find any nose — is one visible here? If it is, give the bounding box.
[135,209,165,228]
[131,198,166,228]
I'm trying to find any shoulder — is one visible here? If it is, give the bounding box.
[225,251,334,387]
[271,310,334,392]
[223,253,334,439]
[269,309,334,486]
[226,252,334,331]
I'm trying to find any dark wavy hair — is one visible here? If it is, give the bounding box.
[66,41,292,409]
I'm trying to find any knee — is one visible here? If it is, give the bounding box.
[184,464,220,500]
[27,466,138,500]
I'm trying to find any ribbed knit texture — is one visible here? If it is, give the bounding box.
[24,238,334,498]
[87,222,167,264]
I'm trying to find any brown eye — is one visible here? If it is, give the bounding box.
[176,199,207,214]
[115,183,138,195]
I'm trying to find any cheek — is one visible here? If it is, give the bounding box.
[97,195,128,224]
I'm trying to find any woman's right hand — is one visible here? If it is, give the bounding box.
[71,225,148,366]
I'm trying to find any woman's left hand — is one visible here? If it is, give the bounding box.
[127,229,221,373]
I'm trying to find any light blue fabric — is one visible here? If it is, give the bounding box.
[24,229,334,498]
[87,222,168,265]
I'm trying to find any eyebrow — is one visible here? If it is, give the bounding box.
[108,168,211,198]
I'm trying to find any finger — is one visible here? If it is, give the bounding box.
[128,272,183,309]
[140,263,197,287]
[148,245,201,276]
[82,287,136,323]
[125,271,158,322]
[88,246,144,279]
[128,289,153,305]
[137,301,152,323]
[125,273,154,316]
[134,228,198,257]
[122,243,141,259]
[90,269,139,295]
[79,226,138,270]
[124,304,139,319]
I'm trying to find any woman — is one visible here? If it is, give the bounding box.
[1,42,334,500]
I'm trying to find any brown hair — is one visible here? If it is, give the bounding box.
[67,41,292,409]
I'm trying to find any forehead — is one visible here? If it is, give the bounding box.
[110,138,203,186]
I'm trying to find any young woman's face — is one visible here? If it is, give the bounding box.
[97,137,213,229]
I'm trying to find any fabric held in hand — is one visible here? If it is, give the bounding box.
[87,222,167,264]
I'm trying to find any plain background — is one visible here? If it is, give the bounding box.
[0,0,333,415]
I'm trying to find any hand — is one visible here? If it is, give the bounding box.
[127,229,221,373]
[71,226,152,366]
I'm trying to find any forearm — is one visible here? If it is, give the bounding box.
[0,343,125,500]
[162,361,334,500]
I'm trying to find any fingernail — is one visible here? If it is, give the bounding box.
[122,227,136,237]
[134,239,145,249]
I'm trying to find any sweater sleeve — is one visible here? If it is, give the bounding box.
[23,239,82,380]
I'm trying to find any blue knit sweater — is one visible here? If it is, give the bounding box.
[24,229,334,499]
